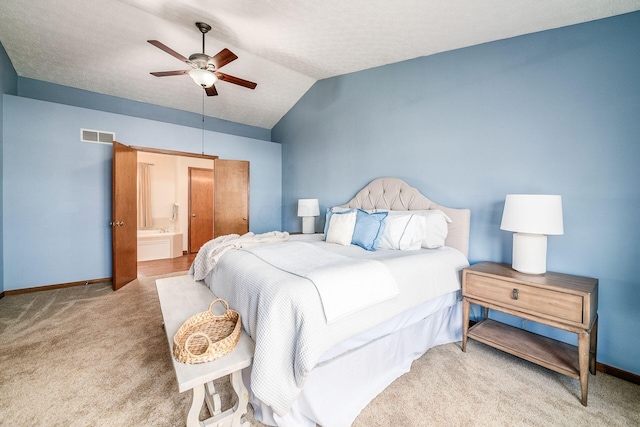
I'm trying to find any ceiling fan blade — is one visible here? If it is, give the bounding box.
[210,48,238,70]
[150,70,190,77]
[147,40,192,65]
[205,85,218,96]
[216,72,257,90]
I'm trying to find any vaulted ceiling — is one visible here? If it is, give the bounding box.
[1,0,639,129]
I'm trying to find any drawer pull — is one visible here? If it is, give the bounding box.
[512,288,519,300]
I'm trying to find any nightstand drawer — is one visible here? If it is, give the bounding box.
[464,274,583,323]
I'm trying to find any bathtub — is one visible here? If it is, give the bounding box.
[137,229,183,261]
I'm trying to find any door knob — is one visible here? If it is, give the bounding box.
[243,217,247,221]
[192,214,196,217]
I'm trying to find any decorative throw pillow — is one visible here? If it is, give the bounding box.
[351,209,388,251]
[378,214,425,250]
[323,208,355,236]
[325,210,357,246]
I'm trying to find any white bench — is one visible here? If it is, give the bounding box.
[156,275,255,427]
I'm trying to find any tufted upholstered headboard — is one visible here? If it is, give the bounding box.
[338,177,470,258]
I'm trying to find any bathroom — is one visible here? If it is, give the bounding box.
[137,151,214,261]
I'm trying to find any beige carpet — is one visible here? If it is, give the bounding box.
[1,274,638,427]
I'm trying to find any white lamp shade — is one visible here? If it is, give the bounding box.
[189,69,218,88]
[297,199,320,217]
[500,194,564,235]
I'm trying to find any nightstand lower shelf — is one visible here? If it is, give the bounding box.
[468,319,580,380]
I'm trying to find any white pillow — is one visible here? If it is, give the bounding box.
[378,214,425,250]
[325,210,357,246]
[417,210,450,248]
[383,209,450,249]
[328,206,353,213]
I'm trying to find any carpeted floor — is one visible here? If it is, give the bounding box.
[1,274,638,426]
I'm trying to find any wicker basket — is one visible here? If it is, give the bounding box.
[172,298,242,364]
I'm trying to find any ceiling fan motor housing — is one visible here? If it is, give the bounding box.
[189,53,214,70]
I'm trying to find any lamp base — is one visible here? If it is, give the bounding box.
[301,217,315,234]
[512,233,547,274]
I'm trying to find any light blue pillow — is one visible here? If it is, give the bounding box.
[351,209,388,251]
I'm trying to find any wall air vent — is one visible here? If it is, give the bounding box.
[81,128,115,144]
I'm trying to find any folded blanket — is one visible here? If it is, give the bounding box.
[189,231,290,280]
[244,242,398,323]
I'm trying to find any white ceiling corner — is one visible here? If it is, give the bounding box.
[1,0,639,130]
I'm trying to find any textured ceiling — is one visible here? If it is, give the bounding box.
[1,0,639,130]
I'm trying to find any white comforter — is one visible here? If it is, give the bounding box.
[205,240,469,417]
[244,241,398,323]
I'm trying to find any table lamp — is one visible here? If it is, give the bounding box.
[500,194,564,274]
[297,199,320,234]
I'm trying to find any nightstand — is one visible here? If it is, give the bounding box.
[461,262,598,406]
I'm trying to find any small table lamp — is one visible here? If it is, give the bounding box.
[297,199,320,234]
[500,194,564,274]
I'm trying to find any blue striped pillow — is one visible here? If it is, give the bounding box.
[351,209,388,251]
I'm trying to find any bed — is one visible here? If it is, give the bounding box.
[195,177,471,427]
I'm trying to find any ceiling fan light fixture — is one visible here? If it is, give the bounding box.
[189,68,218,88]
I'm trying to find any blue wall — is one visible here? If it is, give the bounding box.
[2,95,281,291]
[17,77,271,142]
[274,12,640,375]
[0,43,18,295]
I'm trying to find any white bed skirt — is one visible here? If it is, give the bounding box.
[246,299,462,427]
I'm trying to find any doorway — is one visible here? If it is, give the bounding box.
[113,144,250,286]
[135,150,215,260]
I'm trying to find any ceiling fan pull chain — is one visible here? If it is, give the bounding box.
[201,90,205,155]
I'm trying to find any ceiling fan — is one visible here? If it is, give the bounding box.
[148,22,257,96]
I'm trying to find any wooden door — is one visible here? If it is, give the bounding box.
[112,141,137,290]
[189,168,214,253]
[214,159,250,237]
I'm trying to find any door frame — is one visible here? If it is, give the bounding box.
[130,146,219,162]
